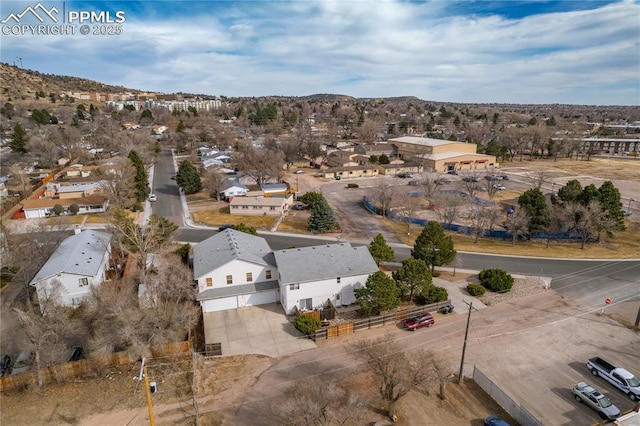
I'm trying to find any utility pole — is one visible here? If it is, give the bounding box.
[143,365,156,426]
[634,304,640,332]
[191,349,200,425]
[458,300,476,385]
[137,358,155,426]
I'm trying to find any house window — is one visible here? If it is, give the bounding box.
[71,297,81,306]
[300,298,312,310]
[242,206,249,209]
[246,272,253,282]
[226,275,233,285]
[289,283,299,290]
[206,277,213,287]
[266,270,272,279]
[79,278,89,287]
[269,206,275,211]
[337,277,341,284]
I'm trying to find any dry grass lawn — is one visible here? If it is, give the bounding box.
[507,158,640,181]
[277,215,310,234]
[192,207,277,230]
[385,219,640,259]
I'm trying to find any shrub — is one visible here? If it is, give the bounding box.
[346,183,359,188]
[69,203,79,215]
[52,204,64,216]
[466,283,486,296]
[132,202,144,212]
[415,285,448,305]
[294,314,321,337]
[478,268,514,293]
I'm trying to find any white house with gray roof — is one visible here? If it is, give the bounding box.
[193,229,279,313]
[30,229,112,313]
[273,243,378,314]
[193,232,379,315]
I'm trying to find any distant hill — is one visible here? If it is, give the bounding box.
[0,63,139,100]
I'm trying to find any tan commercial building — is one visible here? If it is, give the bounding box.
[388,136,498,173]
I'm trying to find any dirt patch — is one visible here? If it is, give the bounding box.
[477,276,551,306]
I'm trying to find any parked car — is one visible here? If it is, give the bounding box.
[408,180,419,186]
[397,172,413,178]
[295,203,305,210]
[295,169,305,174]
[484,414,510,426]
[0,354,12,376]
[439,304,455,314]
[148,193,157,202]
[485,174,501,181]
[11,350,34,375]
[572,381,621,420]
[492,184,506,190]
[446,170,458,175]
[218,224,234,231]
[499,174,509,180]
[435,178,451,184]
[403,313,434,331]
[587,356,640,400]
[462,176,479,182]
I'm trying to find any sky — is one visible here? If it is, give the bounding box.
[1,0,639,105]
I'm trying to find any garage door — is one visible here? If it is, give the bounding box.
[241,290,278,307]
[202,297,238,313]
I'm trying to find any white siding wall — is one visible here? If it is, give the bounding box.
[280,273,370,315]
[196,259,278,294]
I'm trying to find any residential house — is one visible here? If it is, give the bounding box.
[194,229,279,312]
[29,229,112,312]
[21,194,109,219]
[273,242,378,314]
[192,232,379,315]
[220,180,249,200]
[229,194,293,216]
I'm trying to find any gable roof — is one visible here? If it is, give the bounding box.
[193,229,274,279]
[221,179,248,191]
[30,230,112,285]
[274,243,378,284]
[389,136,464,147]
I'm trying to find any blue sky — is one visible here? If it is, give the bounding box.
[1,0,639,104]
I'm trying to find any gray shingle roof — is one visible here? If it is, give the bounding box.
[30,230,112,285]
[196,280,279,301]
[193,229,274,279]
[273,243,378,284]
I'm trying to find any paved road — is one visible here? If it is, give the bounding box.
[151,149,183,225]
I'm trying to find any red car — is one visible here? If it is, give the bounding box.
[404,313,435,331]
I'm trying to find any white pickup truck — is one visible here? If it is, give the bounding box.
[587,357,640,401]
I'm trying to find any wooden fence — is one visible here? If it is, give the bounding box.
[0,340,190,393]
[313,300,451,341]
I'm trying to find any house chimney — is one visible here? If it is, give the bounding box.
[74,225,81,235]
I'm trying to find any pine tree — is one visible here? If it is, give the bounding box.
[368,233,395,265]
[307,199,336,233]
[354,271,400,315]
[176,160,202,194]
[518,188,550,235]
[128,150,150,203]
[411,222,456,274]
[10,123,28,153]
[598,181,625,231]
[392,258,432,301]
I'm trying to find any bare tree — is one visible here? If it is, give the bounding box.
[275,381,365,426]
[417,172,442,204]
[371,184,396,219]
[235,142,284,186]
[504,208,530,246]
[394,193,423,235]
[436,192,465,227]
[278,135,301,170]
[561,200,610,249]
[353,338,440,420]
[203,168,227,200]
[528,169,549,191]
[460,171,482,201]
[469,205,501,243]
[483,177,499,201]
[96,157,137,208]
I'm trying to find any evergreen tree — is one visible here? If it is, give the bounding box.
[578,184,599,206]
[10,123,28,153]
[128,150,150,203]
[411,222,456,274]
[379,154,390,164]
[176,160,202,194]
[518,188,550,235]
[392,257,432,301]
[368,233,395,265]
[557,179,582,204]
[176,119,186,133]
[354,271,401,315]
[307,198,336,233]
[300,191,326,210]
[598,181,625,231]
[140,109,153,121]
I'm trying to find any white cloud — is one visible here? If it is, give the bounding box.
[1,0,637,104]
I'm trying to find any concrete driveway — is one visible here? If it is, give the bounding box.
[203,303,317,358]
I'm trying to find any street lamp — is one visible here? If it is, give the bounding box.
[628,198,634,214]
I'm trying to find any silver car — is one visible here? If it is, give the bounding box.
[572,382,620,420]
